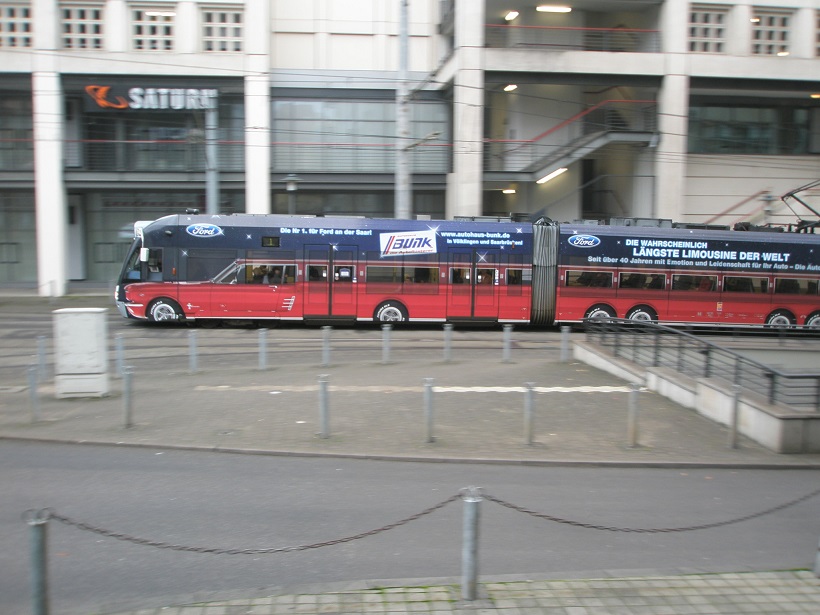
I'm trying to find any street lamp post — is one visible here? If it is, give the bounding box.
[284,174,301,216]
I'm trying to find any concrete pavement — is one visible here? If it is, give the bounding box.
[2,291,820,614]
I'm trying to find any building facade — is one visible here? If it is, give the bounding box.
[0,0,818,295]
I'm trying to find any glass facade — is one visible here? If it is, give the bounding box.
[688,105,812,155]
[272,98,450,174]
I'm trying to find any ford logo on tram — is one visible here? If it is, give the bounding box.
[186,223,224,238]
[568,234,601,248]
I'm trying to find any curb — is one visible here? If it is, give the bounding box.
[5,435,820,470]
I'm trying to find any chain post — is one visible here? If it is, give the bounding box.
[28,365,40,423]
[26,509,50,615]
[627,382,640,448]
[524,382,535,445]
[502,324,512,363]
[36,335,47,383]
[258,328,268,371]
[461,487,482,602]
[443,323,453,363]
[321,326,332,367]
[728,384,740,449]
[424,377,435,443]
[815,536,820,578]
[559,325,571,362]
[381,324,392,364]
[318,374,330,438]
[123,367,134,429]
[188,329,198,374]
[114,333,125,379]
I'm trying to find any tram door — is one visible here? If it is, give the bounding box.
[447,250,499,320]
[303,245,358,317]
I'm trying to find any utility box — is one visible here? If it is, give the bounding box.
[53,308,110,398]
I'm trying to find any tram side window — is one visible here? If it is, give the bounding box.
[245,264,295,284]
[617,272,665,290]
[476,268,496,285]
[367,266,402,284]
[451,267,470,284]
[185,250,237,281]
[723,276,768,293]
[566,270,613,288]
[774,278,815,295]
[672,274,717,292]
[308,265,327,281]
[506,269,532,286]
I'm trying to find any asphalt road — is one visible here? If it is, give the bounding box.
[3,441,819,615]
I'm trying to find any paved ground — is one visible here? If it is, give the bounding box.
[2,288,820,614]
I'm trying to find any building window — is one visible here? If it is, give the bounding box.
[751,9,791,56]
[132,7,174,51]
[688,105,812,155]
[0,3,32,48]
[203,8,242,52]
[689,6,726,53]
[61,4,104,49]
[272,98,449,174]
[816,10,820,57]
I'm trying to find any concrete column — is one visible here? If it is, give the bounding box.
[32,71,68,297]
[792,7,815,59]
[654,0,690,222]
[176,1,198,54]
[105,0,128,52]
[446,0,485,219]
[32,0,67,296]
[727,3,752,57]
[244,0,271,214]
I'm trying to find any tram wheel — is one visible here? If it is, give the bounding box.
[374,301,408,323]
[147,298,183,323]
[805,311,820,329]
[765,309,796,328]
[584,304,616,320]
[626,305,658,322]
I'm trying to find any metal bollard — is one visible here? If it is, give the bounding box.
[122,367,134,429]
[728,384,741,449]
[460,487,482,602]
[37,335,47,383]
[318,374,330,438]
[814,537,820,578]
[627,382,641,448]
[382,324,392,364]
[114,333,125,379]
[443,323,453,362]
[28,365,40,423]
[188,329,198,374]
[559,325,571,362]
[502,324,513,363]
[424,378,435,443]
[258,328,268,371]
[524,382,535,445]
[25,509,50,615]
[321,326,332,367]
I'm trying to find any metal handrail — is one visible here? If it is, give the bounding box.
[583,319,820,411]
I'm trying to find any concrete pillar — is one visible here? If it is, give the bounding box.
[244,0,271,214]
[32,0,67,297]
[105,0,128,52]
[792,7,815,59]
[176,1,198,54]
[727,3,752,57]
[654,0,690,222]
[446,0,485,219]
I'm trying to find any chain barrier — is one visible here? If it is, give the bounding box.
[483,486,820,533]
[45,493,461,555]
[29,484,820,557]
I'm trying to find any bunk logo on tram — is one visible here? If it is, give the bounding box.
[380,230,437,256]
[185,223,224,237]
[568,234,601,248]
